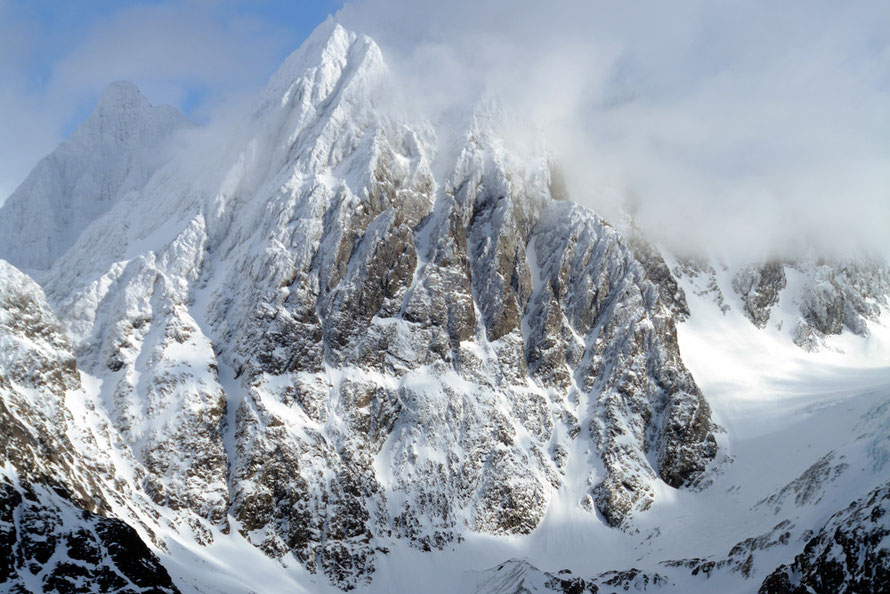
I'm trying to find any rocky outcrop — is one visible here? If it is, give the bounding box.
[793,259,890,350]
[760,481,890,594]
[473,558,668,593]
[529,204,716,527]
[0,260,102,511]
[725,258,890,349]
[755,451,849,513]
[732,261,786,328]
[689,254,890,352]
[629,234,690,321]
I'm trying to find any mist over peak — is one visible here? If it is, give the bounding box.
[336,0,890,260]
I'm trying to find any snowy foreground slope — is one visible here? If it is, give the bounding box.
[1,21,889,594]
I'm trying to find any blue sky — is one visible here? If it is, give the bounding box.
[0,0,343,198]
[5,0,344,123]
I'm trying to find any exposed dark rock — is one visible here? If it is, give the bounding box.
[0,480,179,594]
[732,261,786,328]
[760,481,890,594]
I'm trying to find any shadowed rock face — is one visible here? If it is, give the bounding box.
[760,481,890,594]
[527,204,716,527]
[0,480,179,594]
[0,260,102,511]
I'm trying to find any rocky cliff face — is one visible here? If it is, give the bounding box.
[0,24,719,589]
[0,260,178,592]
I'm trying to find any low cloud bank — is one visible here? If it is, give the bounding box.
[340,0,890,259]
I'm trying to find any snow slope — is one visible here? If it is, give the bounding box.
[148,276,890,593]
[342,269,890,593]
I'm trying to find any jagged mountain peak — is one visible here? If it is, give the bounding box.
[0,81,192,272]
[257,20,385,120]
[69,80,191,151]
[6,21,719,589]
[1,18,889,594]
[191,21,394,230]
[95,80,149,111]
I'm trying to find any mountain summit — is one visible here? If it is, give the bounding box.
[0,22,889,594]
[0,81,191,271]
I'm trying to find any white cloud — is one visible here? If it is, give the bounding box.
[45,4,289,113]
[338,0,890,259]
[3,0,888,259]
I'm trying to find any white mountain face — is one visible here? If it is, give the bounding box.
[0,81,193,272]
[1,21,889,594]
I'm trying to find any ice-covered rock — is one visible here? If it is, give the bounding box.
[2,18,887,593]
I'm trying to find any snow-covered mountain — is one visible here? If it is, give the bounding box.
[0,81,192,272]
[1,21,889,593]
[0,260,178,592]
